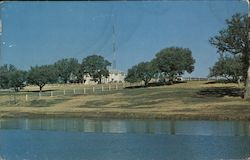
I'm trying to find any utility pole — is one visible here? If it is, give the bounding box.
[0,1,3,66]
[112,23,116,70]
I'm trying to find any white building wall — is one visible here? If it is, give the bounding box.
[83,70,126,84]
[106,70,126,83]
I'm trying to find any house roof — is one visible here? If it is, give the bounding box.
[109,69,126,74]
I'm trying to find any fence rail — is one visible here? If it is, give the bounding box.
[0,83,142,104]
[182,77,218,81]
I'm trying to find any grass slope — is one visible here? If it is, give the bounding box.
[0,81,249,120]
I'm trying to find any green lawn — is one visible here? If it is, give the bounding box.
[0,81,249,120]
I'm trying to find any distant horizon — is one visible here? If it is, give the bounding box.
[0,1,247,77]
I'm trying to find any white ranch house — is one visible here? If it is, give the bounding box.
[80,69,126,84]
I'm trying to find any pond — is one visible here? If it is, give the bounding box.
[0,118,249,160]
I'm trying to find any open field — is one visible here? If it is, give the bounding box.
[0,81,249,120]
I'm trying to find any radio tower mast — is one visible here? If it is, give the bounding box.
[112,21,116,70]
[0,2,3,66]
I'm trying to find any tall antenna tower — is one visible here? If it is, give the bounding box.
[112,22,116,70]
[0,2,3,66]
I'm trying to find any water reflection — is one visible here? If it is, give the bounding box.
[0,118,249,136]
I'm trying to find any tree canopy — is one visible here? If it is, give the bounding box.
[209,13,249,98]
[0,64,26,91]
[54,58,80,83]
[125,61,157,86]
[81,55,111,84]
[8,70,27,91]
[153,47,195,83]
[209,55,243,83]
[125,46,195,85]
[27,65,57,91]
[0,55,112,91]
[0,64,13,89]
[209,13,248,80]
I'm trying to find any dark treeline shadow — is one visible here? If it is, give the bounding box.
[125,81,187,89]
[19,90,57,93]
[197,87,243,98]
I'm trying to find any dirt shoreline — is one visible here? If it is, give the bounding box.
[1,110,250,121]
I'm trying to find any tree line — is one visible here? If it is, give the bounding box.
[209,13,247,85]
[125,47,196,86]
[1,46,196,92]
[0,55,111,91]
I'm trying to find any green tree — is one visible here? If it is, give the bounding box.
[153,47,195,84]
[0,64,12,89]
[54,58,80,83]
[209,13,248,81]
[0,64,26,91]
[125,66,140,84]
[27,65,57,91]
[81,55,111,84]
[125,61,157,86]
[8,70,27,91]
[209,55,243,83]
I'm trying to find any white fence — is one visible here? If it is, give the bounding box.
[0,83,142,104]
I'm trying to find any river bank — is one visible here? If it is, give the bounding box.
[1,110,250,121]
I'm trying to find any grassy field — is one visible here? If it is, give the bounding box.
[0,81,249,120]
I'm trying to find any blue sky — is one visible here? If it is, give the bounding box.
[0,1,247,77]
